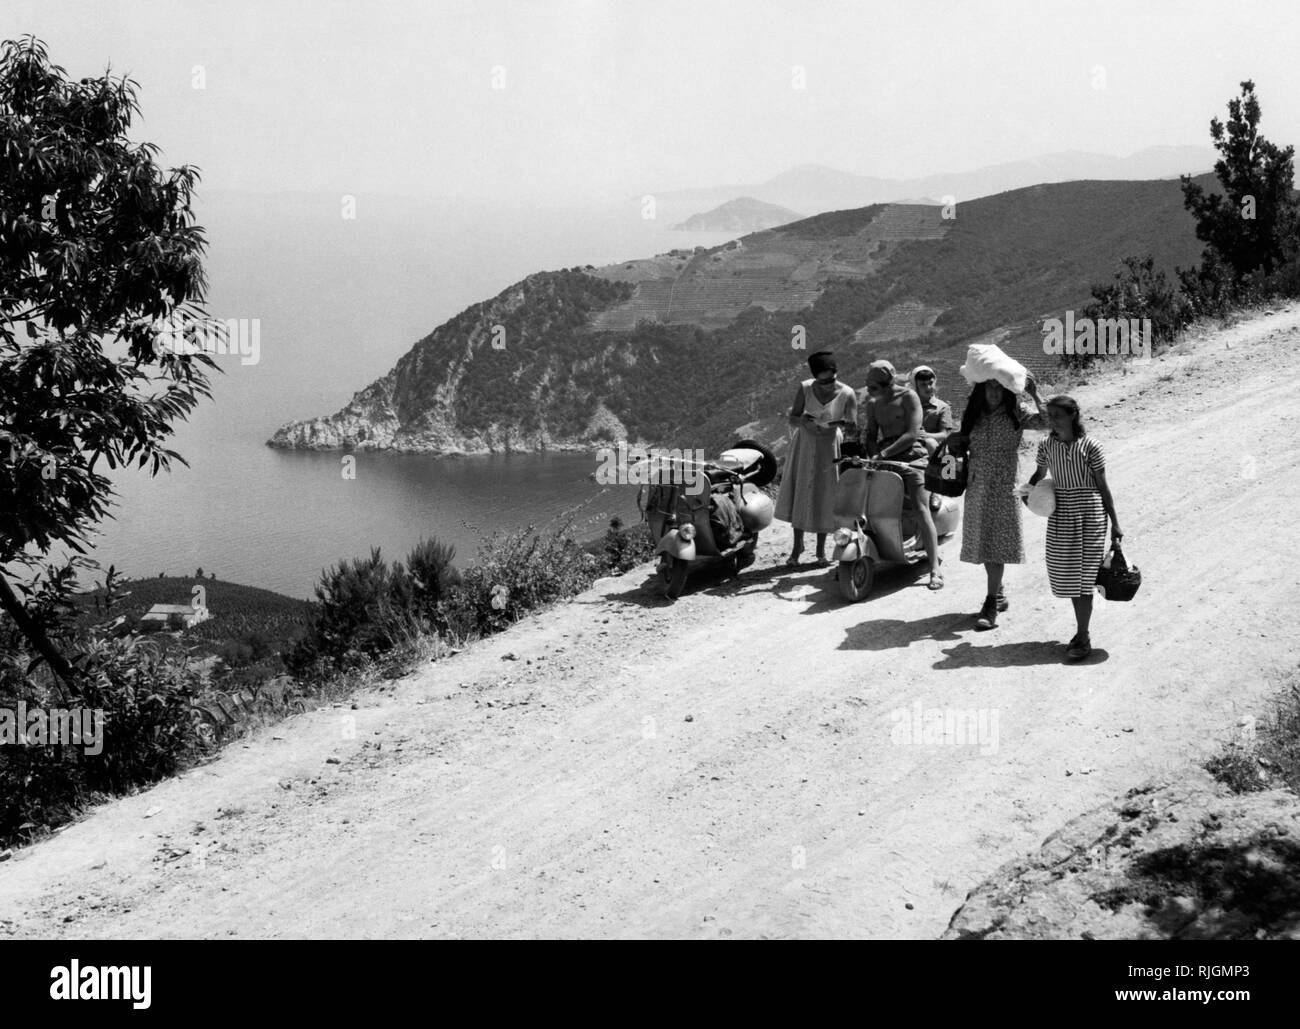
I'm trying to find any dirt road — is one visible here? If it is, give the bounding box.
[4,307,1300,939]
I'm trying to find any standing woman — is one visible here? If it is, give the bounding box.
[952,374,1046,628]
[1025,396,1122,661]
[775,350,857,566]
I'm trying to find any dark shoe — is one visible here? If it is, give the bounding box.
[975,595,998,630]
[1066,634,1092,661]
[996,588,1008,613]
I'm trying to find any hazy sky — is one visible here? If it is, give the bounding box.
[9,0,1300,202]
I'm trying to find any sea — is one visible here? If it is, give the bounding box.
[81,191,734,599]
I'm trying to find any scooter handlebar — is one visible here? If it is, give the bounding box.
[835,455,915,473]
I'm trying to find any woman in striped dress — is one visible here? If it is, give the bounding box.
[1025,396,1123,661]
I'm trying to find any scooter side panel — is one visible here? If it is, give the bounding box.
[834,467,870,525]
[866,470,908,563]
[682,491,720,557]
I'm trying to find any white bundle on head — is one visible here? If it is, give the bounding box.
[958,343,1028,394]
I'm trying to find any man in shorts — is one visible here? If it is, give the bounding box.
[859,359,943,590]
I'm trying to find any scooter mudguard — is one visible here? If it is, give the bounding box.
[833,539,861,563]
[655,532,697,562]
[832,534,877,564]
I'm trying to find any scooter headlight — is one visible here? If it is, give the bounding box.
[833,528,853,547]
[678,522,696,541]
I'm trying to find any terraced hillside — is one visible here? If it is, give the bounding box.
[590,204,948,330]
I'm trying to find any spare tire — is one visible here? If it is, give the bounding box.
[731,438,778,488]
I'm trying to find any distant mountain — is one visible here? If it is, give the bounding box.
[269,174,1214,458]
[649,146,1216,225]
[671,196,804,232]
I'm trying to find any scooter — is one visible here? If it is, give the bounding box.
[642,439,777,599]
[830,443,962,602]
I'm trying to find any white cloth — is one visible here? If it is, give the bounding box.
[958,343,1028,394]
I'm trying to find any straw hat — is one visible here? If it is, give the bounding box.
[1027,478,1056,517]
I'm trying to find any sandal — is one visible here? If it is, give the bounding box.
[975,595,998,629]
[927,570,945,591]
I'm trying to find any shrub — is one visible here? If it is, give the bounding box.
[0,632,206,844]
[1073,255,1192,369]
[1205,669,1300,796]
[303,548,419,665]
[1177,248,1240,318]
[405,536,461,630]
[602,516,655,573]
[444,525,599,638]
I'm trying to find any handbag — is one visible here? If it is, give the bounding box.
[925,438,967,497]
[1096,540,1141,601]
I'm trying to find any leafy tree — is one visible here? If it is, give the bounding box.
[0,36,213,683]
[1181,80,1300,281]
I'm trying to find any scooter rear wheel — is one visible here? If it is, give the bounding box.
[733,541,757,572]
[661,556,690,599]
[838,557,874,602]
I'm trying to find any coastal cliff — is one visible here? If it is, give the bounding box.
[268,271,638,454]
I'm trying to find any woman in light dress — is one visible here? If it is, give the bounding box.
[775,350,857,566]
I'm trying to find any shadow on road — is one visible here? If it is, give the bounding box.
[932,640,1111,669]
[838,612,974,650]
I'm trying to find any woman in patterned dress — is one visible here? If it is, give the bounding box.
[1025,396,1122,661]
[775,350,857,565]
[951,375,1046,629]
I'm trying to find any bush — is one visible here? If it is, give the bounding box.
[406,536,461,631]
[1177,248,1240,318]
[443,525,600,638]
[301,548,419,666]
[1205,669,1300,796]
[1,632,206,844]
[1073,255,1192,369]
[602,516,655,573]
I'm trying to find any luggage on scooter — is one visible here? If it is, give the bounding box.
[709,492,745,549]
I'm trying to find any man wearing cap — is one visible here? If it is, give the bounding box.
[859,360,943,589]
[909,365,955,457]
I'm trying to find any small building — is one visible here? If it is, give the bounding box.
[139,604,210,632]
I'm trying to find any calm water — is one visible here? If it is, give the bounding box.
[81,192,731,598]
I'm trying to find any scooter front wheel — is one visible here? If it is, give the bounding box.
[661,556,690,599]
[838,558,874,602]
